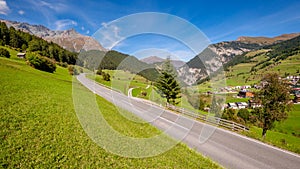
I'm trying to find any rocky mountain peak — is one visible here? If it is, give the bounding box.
[0,19,106,52]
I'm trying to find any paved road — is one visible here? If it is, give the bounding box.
[77,74,300,169]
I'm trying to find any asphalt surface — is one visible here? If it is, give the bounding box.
[77,74,300,169]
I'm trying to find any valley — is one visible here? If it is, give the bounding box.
[1,15,300,169]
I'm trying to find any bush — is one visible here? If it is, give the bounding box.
[0,48,10,58]
[222,109,236,120]
[102,72,110,81]
[57,62,68,68]
[141,91,147,97]
[27,53,56,73]
[79,68,83,73]
[96,69,102,75]
[237,108,250,122]
[68,65,79,75]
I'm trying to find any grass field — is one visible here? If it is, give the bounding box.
[274,104,300,137]
[239,105,300,154]
[0,57,221,168]
[242,125,300,154]
[88,70,208,115]
[87,70,150,94]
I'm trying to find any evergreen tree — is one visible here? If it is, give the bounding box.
[155,57,181,105]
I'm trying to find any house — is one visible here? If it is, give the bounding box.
[236,102,245,109]
[253,84,262,89]
[238,90,254,98]
[235,86,241,90]
[242,85,251,89]
[248,100,261,108]
[227,103,238,109]
[17,52,26,59]
[294,94,300,103]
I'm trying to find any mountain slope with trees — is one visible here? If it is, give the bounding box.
[1,19,105,52]
[0,21,77,65]
[77,50,159,81]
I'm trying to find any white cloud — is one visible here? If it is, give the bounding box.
[97,22,123,49]
[86,30,90,34]
[0,0,10,15]
[39,0,67,12]
[18,10,25,15]
[55,19,77,30]
[81,26,85,30]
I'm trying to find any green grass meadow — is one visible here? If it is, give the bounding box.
[0,57,221,168]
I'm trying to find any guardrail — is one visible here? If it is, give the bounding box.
[167,104,249,131]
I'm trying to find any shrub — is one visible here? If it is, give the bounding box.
[68,65,79,75]
[102,72,111,81]
[27,53,56,73]
[141,91,147,97]
[0,48,10,58]
[57,62,68,68]
[222,109,236,120]
[96,69,102,75]
[237,108,250,122]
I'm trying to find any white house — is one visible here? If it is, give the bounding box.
[17,52,26,58]
[228,103,238,109]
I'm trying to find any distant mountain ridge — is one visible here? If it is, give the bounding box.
[0,19,105,52]
[237,33,300,45]
[140,56,164,64]
[140,56,186,68]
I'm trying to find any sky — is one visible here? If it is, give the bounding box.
[1,0,300,61]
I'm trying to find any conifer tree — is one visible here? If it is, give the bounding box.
[155,57,181,105]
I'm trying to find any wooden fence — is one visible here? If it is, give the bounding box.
[167,104,249,131]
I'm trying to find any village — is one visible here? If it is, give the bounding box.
[217,75,300,110]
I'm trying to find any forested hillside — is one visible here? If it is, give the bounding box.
[0,21,77,64]
[78,50,159,81]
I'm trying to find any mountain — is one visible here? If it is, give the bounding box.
[0,19,105,52]
[140,56,186,68]
[78,50,159,81]
[178,41,262,85]
[140,56,164,64]
[237,33,300,45]
[178,33,300,85]
[220,35,300,86]
[0,21,77,64]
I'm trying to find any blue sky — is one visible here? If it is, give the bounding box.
[1,0,300,60]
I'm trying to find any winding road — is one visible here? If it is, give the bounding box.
[77,74,300,169]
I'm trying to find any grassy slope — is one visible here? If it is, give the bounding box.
[88,70,205,114]
[274,104,300,136]
[87,70,150,94]
[226,52,300,86]
[0,57,221,168]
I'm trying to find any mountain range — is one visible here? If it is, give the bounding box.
[237,33,300,45]
[0,19,105,52]
[178,34,300,85]
[140,56,186,68]
[2,19,299,85]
